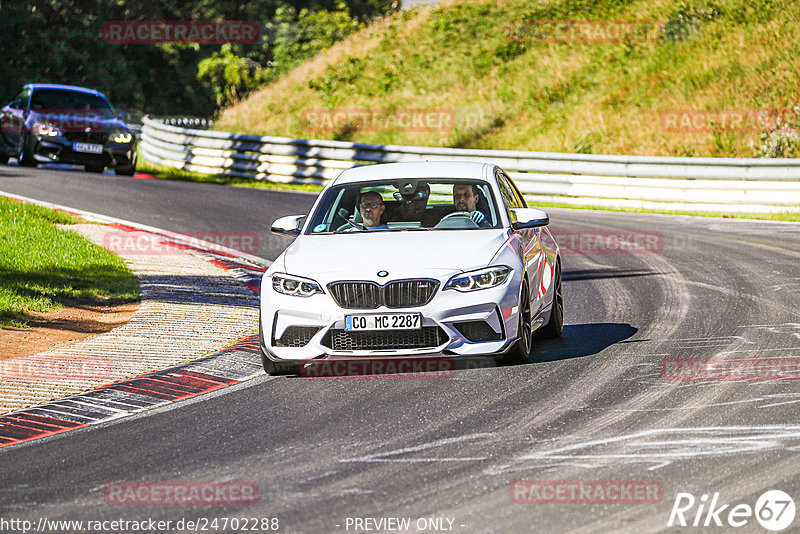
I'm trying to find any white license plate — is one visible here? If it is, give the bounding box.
[345,313,422,331]
[73,142,103,154]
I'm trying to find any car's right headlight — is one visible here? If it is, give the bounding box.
[272,273,323,297]
[444,266,512,292]
[33,122,61,137]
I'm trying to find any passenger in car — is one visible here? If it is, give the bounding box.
[391,183,440,227]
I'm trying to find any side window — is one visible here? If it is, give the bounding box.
[506,174,528,208]
[496,171,524,209]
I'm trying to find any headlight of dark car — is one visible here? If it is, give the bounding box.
[111,131,134,144]
[272,273,323,297]
[444,266,511,292]
[33,122,61,137]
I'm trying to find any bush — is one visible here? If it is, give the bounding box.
[752,107,800,158]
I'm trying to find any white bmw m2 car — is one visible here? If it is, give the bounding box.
[259,161,563,375]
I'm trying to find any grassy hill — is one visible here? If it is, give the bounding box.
[215,0,799,158]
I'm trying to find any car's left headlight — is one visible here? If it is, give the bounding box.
[111,131,133,144]
[272,273,323,297]
[444,266,512,292]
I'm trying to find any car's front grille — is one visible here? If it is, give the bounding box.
[453,321,503,342]
[275,326,321,348]
[64,131,109,144]
[328,279,439,309]
[321,327,447,351]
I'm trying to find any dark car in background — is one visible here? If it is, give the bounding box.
[0,84,137,174]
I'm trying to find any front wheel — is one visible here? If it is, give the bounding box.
[538,262,563,339]
[115,165,136,176]
[502,282,532,364]
[259,328,302,376]
[17,134,37,167]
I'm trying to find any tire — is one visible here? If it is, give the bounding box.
[259,328,302,376]
[85,164,105,173]
[0,152,9,164]
[17,134,37,167]
[538,262,563,339]
[501,282,533,364]
[115,165,136,176]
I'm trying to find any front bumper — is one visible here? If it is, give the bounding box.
[259,273,523,362]
[31,135,136,168]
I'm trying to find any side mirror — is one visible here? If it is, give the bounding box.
[8,101,20,110]
[271,215,306,237]
[510,208,550,230]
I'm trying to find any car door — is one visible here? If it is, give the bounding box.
[0,88,31,152]
[496,169,544,315]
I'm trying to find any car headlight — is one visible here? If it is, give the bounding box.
[33,123,61,137]
[444,266,512,292]
[272,273,323,297]
[112,131,133,144]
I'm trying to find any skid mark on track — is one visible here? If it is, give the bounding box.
[341,433,492,463]
[499,425,800,472]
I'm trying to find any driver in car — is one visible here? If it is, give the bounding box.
[453,184,490,227]
[359,191,388,230]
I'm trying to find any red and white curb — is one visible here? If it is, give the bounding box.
[0,191,270,447]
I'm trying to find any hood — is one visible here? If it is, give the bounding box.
[281,229,510,281]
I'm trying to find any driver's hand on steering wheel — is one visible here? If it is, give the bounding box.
[470,211,485,224]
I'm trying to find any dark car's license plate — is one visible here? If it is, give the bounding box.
[73,142,103,154]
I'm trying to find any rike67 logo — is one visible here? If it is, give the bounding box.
[668,490,796,531]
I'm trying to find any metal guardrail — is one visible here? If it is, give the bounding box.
[140,116,800,213]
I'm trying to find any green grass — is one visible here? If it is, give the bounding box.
[0,197,140,327]
[214,0,800,158]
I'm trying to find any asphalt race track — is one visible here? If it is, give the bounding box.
[2,165,800,533]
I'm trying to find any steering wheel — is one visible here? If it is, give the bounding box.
[336,220,366,232]
[439,211,472,222]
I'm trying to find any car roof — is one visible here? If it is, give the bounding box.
[332,161,494,185]
[24,84,107,98]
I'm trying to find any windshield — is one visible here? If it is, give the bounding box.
[29,89,115,118]
[306,178,501,234]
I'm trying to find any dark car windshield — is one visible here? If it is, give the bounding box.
[306,178,501,234]
[29,89,115,118]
